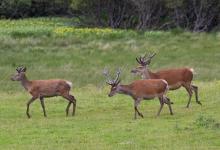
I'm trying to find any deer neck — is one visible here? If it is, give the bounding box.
[142,68,153,79]
[117,84,133,96]
[21,74,31,91]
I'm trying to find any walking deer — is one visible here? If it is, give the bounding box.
[103,69,173,119]
[11,66,76,118]
[131,53,202,108]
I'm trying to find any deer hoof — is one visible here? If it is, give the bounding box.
[139,114,144,118]
[197,101,202,105]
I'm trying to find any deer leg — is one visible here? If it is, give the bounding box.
[63,94,76,116]
[157,97,164,116]
[40,97,47,117]
[183,84,193,108]
[66,102,72,116]
[134,99,143,119]
[26,97,37,118]
[191,85,202,105]
[164,97,173,115]
[134,105,137,120]
[69,95,76,116]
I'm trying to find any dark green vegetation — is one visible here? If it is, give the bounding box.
[1,0,220,31]
[0,18,220,149]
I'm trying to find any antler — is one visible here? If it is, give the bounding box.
[16,66,26,73]
[136,52,156,66]
[103,68,114,85]
[149,53,156,59]
[114,68,121,83]
[103,68,121,85]
[145,53,156,64]
[136,52,149,66]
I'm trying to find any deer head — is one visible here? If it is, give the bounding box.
[11,66,27,81]
[103,68,121,97]
[131,53,156,76]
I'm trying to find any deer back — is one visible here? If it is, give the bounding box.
[129,79,168,98]
[29,79,72,97]
[154,68,194,85]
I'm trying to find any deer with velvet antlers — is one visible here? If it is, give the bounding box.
[131,53,202,108]
[11,66,76,118]
[103,68,173,119]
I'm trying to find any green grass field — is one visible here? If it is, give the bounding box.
[0,18,220,149]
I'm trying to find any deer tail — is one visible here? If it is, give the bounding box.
[66,81,73,89]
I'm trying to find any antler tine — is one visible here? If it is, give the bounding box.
[136,54,147,66]
[145,52,156,63]
[136,56,144,64]
[143,53,148,59]
[103,68,109,77]
[21,66,26,72]
[149,53,156,59]
[103,68,114,85]
[16,66,22,73]
[136,55,146,66]
[114,68,121,83]
[145,52,156,60]
[138,53,149,63]
[136,57,141,64]
[16,66,26,72]
[140,55,145,62]
[140,52,157,65]
[136,52,156,66]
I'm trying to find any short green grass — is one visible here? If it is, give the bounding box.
[0,18,220,149]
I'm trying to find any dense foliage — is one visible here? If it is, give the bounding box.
[0,0,70,18]
[1,0,220,31]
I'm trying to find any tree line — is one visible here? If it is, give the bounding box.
[1,0,220,32]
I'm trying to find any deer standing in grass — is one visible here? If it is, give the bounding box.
[131,53,202,108]
[103,69,173,119]
[11,66,76,118]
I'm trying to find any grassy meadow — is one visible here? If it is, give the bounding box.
[0,18,220,149]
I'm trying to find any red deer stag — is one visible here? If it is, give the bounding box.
[131,53,202,108]
[103,69,173,119]
[11,66,76,118]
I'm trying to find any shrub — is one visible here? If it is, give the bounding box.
[195,115,220,129]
